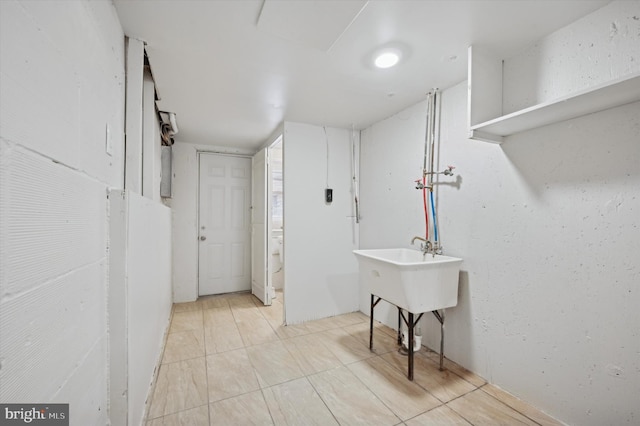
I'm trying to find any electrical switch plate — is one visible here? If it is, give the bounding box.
[105,123,113,156]
[325,188,333,204]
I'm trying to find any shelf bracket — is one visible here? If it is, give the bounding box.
[468,129,503,144]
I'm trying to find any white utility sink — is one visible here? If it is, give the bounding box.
[353,248,463,313]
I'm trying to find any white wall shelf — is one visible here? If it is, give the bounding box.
[467,46,640,144]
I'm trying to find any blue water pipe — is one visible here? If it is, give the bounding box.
[429,191,438,242]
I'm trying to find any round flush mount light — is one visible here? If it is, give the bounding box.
[366,43,410,71]
[374,51,400,68]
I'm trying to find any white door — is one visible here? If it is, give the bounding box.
[198,153,252,296]
[251,148,272,305]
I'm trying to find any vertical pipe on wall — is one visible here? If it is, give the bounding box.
[350,126,360,224]
[421,90,440,242]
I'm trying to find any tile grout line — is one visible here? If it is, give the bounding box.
[201,308,212,426]
[373,347,447,408]
[342,355,409,424]
[144,307,176,423]
[335,323,421,423]
[258,387,278,425]
[477,384,545,426]
[304,373,346,425]
[146,306,203,422]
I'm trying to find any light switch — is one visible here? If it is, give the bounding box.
[105,123,113,156]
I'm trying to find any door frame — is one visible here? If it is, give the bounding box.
[196,151,253,297]
[250,147,272,305]
[267,135,284,318]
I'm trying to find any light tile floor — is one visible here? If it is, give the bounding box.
[146,291,563,425]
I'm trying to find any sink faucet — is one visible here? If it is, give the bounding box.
[411,236,433,255]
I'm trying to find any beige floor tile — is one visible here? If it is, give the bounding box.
[149,292,557,426]
[480,384,563,426]
[227,293,261,307]
[381,351,476,403]
[236,316,280,347]
[318,328,376,364]
[301,316,343,333]
[203,306,235,328]
[271,321,312,339]
[204,322,244,354]
[209,390,273,426]
[270,301,283,312]
[200,296,230,310]
[262,377,338,426]
[148,358,208,418]
[259,303,284,324]
[282,334,343,375]
[308,366,400,425]
[423,351,487,387]
[173,301,202,313]
[162,329,205,364]
[169,311,204,334]
[203,307,244,353]
[348,357,441,420]
[232,305,266,322]
[246,341,305,387]
[343,322,399,355]
[447,389,539,425]
[146,404,209,425]
[325,312,367,328]
[300,312,367,331]
[371,319,400,340]
[206,348,260,402]
[406,405,472,425]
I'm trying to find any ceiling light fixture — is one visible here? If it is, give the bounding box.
[374,51,400,68]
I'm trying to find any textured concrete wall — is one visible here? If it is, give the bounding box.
[360,3,640,422]
[0,0,125,423]
[438,82,638,426]
[503,1,640,114]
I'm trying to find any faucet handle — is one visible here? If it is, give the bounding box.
[443,165,455,176]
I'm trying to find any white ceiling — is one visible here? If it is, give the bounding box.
[114,0,610,151]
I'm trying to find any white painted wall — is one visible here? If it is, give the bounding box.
[359,4,640,423]
[283,122,360,324]
[359,101,432,326]
[126,193,171,425]
[503,1,640,114]
[109,190,172,426]
[169,141,254,303]
[0,0,125,424]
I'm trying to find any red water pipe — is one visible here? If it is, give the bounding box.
[423,175,429,240]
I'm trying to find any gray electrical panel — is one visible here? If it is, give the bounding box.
[160,146,172,198]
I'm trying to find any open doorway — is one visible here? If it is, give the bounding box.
[249,134,284,306]
[269,137,284,300]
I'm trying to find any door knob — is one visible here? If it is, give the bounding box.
[200,236,206,241]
